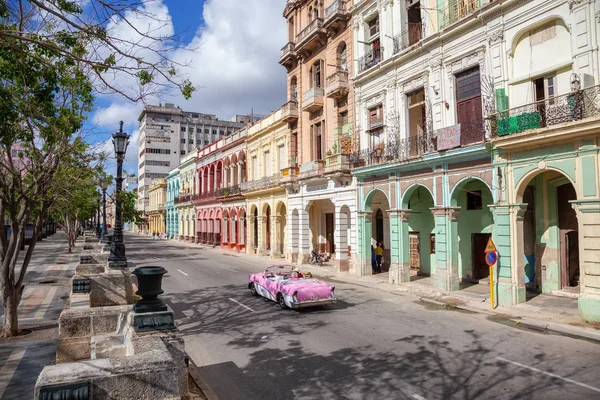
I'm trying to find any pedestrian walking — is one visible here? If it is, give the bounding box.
[371,245,377,274]
[375,242,384,273]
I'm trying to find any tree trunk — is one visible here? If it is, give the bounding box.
[1,283,22,337]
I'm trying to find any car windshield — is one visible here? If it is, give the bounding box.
[265,264,295,276]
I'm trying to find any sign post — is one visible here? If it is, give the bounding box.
[485,237,498,310]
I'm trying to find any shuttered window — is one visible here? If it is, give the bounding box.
[456,67,482,124]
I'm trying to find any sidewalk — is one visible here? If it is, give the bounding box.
[161,235,600,343]
[0,231,79,400]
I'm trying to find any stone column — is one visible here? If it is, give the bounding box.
[431,207,461,293]
[388,209,411,284]
[223,167,228,188]
[298,207,311,263]
[334,206,349,272]
[271,215,280,258]
[238,162,243,185]
[223,217,228,245]
[356,211,373,276]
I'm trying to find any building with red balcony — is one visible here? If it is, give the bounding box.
[218,128,249,252]
[194,141,224,245]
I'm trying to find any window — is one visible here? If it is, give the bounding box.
[220,130,224,136]
[310,60,324,88]
[264,151,271,176]
[340,111,348,126]
[530,22,556,46]
[407,89,426,138]
[181,127,186,132]
[204,128,209,134]
[467,190,483,210]
[456,67,482,125]
[368,16,379,39]
[252,156,258,180]
[429,234,436,254]
[338,42,347,71]
[533,75,556,103]
[290,76,298,101]
[278,145,285,171]
[288,17,295,41]
[181,139,186,144]
[313,122,323,160]
[368,104,384,130]
[212,129,217,135]
[407,1,423,45]
[181,150,186,155]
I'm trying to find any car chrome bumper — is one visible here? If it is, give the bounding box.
[289,298,336,309]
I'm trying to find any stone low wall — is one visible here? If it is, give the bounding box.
[37,334,187,400]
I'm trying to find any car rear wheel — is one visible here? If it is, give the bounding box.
[277,293,287,310]
[249,283,258,296]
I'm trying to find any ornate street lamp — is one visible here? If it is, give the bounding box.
[96,190,102,239]
[100,178,110,244]
[108,121,130,268]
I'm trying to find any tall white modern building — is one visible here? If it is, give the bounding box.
[137,103,257,212]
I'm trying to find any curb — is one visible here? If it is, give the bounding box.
[513,318,600,342]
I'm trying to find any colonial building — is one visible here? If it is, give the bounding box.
[218,128,249,252]
[174,152,197,241]
[147,178,166,235]
[348,0,600,322]
[243,108,290,258]
[165,169,180,239]
[282,0,357,271]
[194,141,224,246]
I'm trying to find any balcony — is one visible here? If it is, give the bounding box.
[280,42,297,69]
[174,194,192,205]
[439,0,487,30]
[491,86,600,139]
[295,18,327,56]
[324,153,351,174]
[325,70,349,99]
[298,160,325,180]
[146,204,165,213]
[280,163,300,185]
[392,23,423,54]
[215,185,242,199]
[302,87,325,112]
[323,0,350,35]
[350,134,433,169]
[281,101,299,122]
[240,173,282,193]
[358,47,384,74]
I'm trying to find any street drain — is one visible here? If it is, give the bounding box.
[38,280,57,285]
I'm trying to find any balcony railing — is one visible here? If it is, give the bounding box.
[490,86,600,138]
[281,42,296,58]
[393,23,423,54]
[299,160,325,179]
[325,70,349,98]
[281,100,299,121]
[297,18,324,44]
[240,173,282,192]
[325,0,344,18]
[439,0,483,30]
[358,47,384,74]
[216,185,242,198]
[302,87,325,112]
[174,195,192,204]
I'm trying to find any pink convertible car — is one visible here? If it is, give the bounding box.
[248,264,336,309]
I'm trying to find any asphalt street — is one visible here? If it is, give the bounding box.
[126,233,600,400]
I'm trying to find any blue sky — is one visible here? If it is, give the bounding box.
[89,0,288,175]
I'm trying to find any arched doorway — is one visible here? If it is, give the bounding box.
[451,179,494,282]
[364,189,390,274]
[403,185,436,276]
[516,171,579,296]
[276,202,287,257]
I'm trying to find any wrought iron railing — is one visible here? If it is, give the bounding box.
[325,0,345,19]
[439,0,483,30]
[281,42,296,58]
[240,173,282,192]
[393,23,423,54]
[174,195,192,204]
[490,86,600,138]
[350,134,434,168]
[358,47,384,74]
[216,185,242,198]
[296,18,324,44]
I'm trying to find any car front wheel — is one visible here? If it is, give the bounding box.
[250,283,258,296]
[277,293,287,310]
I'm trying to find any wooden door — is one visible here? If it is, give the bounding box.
[409,232,420,270]
[326,213,334,254]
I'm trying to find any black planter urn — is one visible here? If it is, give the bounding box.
[133,266,168,313]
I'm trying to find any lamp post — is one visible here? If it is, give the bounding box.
[96,190,102,239]
[101,181,110,244]
[108,121,130,268]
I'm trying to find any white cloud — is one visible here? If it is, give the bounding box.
[171,0,288,117]
[93,102,144,129]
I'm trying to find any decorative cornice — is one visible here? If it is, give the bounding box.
[568,0,585,11]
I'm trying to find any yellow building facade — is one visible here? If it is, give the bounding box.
[242,107,290,258]
[147,178,167,235]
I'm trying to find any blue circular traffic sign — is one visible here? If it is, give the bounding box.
[485,251,497,266]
